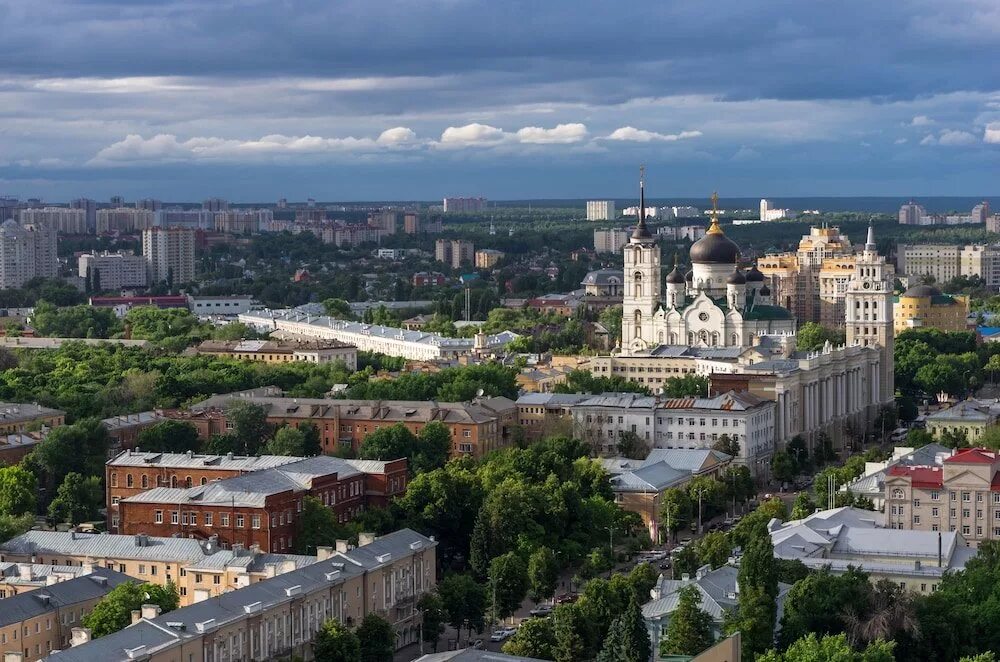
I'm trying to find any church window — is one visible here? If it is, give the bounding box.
[633,272,643,298]
[633,310,642,338]
[658,332,664,344]
[731,333,738,345]
[670,333,677,344]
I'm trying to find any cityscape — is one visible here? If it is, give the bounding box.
[1,2,1000,662]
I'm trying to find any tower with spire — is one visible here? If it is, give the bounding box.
[621,166,660,352]
[845,220,894,404]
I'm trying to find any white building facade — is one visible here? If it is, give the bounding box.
[0,221,58,288]
[78,252,148,290]
[586,200,616,221]
[142,227,196,285]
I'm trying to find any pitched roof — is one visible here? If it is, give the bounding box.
[886,465,944,488]
[0,570,132,628]
[944,448,999,464]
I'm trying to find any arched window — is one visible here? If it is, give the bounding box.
[688,332,695,344]
[658,332,664,344]
[185,476,192,488]
[126,474,133,488]
[670,333,677,344]
[731,333,738,345]
[892,488,904,500]
[141,475,148,489]
[633,310,642,338]
[201,477,207,485]
[711,332,719,346]
[634,272,643,298]
[170,476,177,488]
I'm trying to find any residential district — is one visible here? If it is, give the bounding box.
[0,184,998,662]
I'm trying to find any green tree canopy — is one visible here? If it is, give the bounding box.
[503,617,557,659]
[261,425,308,456]
[528,546,560,604]
[758,632,895,662]
[0,464,37,517]
[135,419,201,453]
[661,584,715,656]
[595,599,651,662]
[356,613,395,662]
[417,593,446,653]
[489,552,529,620]
[797,322,846,352]
[48,472,103,524]
[313,618,360,662]
[83,581,179,638]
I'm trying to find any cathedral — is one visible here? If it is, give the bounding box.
[621,184,796,355]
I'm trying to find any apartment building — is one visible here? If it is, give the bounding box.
[0,531,317,607]
[0,570,131,660]
[586,200,616,221]
[187,295,255,317]
[885,447,1000,547]
[569,391,775,477]
[69,198,97,233]
[925,399,1000,442]
[142,227,196,285]
[368,210,398,235]
[41,529,437,660]
[0,402,65,435]
[412,271,446,287]
[770,507,974,593]
[474,249,504,269]
[101,411,168,453]
[202,198,229,212]
[194,339,358,369]
[893,284,969,335]
[443,196,486,212]
[897,244,961,284]
[435,239,474,269]
[594,227,630,254]
[214,209,272,234]
[112,455,407,551]
[0,220,58,288]
[190,388,518,459]
[19,208,87,235]
[0,563,92,598]
[77,252,148,290]
[97,208,155,234]
[516,393,590,440]
[404,212,420,234]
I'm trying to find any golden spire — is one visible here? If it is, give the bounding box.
[707,191,723,235]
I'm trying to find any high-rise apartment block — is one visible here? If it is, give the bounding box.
[403,212,420,234]
[586,200,616,221]
[19,207,88,234]
[894,244,1000,287]
[69,198,97,232]
[435,239,474,268]
[442,196,486,213]
[155,209,213,230]
[0,220,59,288]
[899,201,928,225]
[972,201,991,224]
[136,198,163,211]
[214,209,271,234]
[474,248,505,269]
[201,197,229,212]
[368,210,398,235]
[78,252,149,291]
[594,227,632,254]
[142,227,196,285]
[109,195,125,206]
[0,197,18,223]
[97,208,156,234]
[760,199,795,221]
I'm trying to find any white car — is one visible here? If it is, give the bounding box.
[490,628,515,642]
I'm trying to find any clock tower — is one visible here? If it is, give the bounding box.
[845,222,894,404]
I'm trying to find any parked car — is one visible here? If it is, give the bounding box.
[530,605,553,617]
[658,560,672,570]
[473,640,484,649]
[555,593,579,604]
[490,629,511,642]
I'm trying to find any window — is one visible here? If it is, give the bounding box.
[190,513,197,525]
[252,515,260,529]
[170,511,179,525]
[978,493,984,502]
[950,508,956,517]
[963,509,970,518]
[931,491,940,500]
[463,430,471,438]
[236,515,245,528]
[891,489,904,500]
[138,564,146,575]
[141,475,148,489]
[951,492,957,501]
[205,512,213,526]
[977,526,984,536]
[110,473,117,487]
[913,499,921,508]
[913,515,921,524]
[126,474,133,488]
[963,492,971,502]
[963,526,971,535]
[932,524,939,532]
[220,513,229,526]
[932,507,939,517]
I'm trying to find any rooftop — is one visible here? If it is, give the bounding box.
[0,401,64,423]
[0,570,132,629]
[108,450,301,472]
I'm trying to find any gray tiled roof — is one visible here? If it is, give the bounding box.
[0,569,132,628]
[515,393,591,407]
[610,462,690,492]
[107,450,301,472]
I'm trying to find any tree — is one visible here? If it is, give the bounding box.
[0,513,34,543]
[758,633,895,662]
[790,492,816,520]
[83,581,179,638]
[771,451,797,484]
[0,465,37,517]
[961,654,997,662]
[356,613,395,662]
[598,305,623,347]
[417,593,446,653]
[225,401,271,455]
[797,322,846,352]
[322,298,352,318]
[313,618,361,662]
[528,546,560,604]
[694,531,731,569]
[48,472,103,524]
[261,425,308,456]
[732,535,778,658]
[712,434,740,458]
[843,579,920,648]
[672,545,699,580]
[33,419,110,490]
[437,573,487,645]
[294,496,345,554]
[660,488,692,542]
[595,599,650,662]
[396,464,483,565]
[136,420,201,454]
[503,617,556,659]
[359,424,417,464]
[661,585,715,656]
[415,421,452,473]
[489,552,529,621]
[615,430,649,460]
[779,567,871,647]
[663,374,709,398]
[552,603,587,662]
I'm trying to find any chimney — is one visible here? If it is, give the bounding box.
[70,628,92,647]
[17,563,32,581]
[81,562,94,575]
[141,604,161,620]
[358,532,376,547]
[335,540,351,553]
[130,609,142,625]
[3,652,25,662]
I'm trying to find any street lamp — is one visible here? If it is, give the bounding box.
[691,485,708,535]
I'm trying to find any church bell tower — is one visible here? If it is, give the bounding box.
[621,166,660,353]
[845,222,894,404]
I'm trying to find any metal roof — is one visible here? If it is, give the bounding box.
[0,570,131,629]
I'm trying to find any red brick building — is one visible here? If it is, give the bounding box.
[110,453,407,552]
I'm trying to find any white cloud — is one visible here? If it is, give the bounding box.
[439,123,506,146]
[985,123,1000,144]
[376,127,418,146]
[514,123,588,144]
[605,126,702,142]
[731,145,760,161]
[894,138,908,144]
[910,115,934,126]
[938,129,977,146]
[920,133,937,145]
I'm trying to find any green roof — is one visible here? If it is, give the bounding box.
[744,304,794,321]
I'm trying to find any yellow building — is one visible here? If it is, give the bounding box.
[474,248,505,269]
[893,284,969,336]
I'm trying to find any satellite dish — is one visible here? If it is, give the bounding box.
[476,388,485,397]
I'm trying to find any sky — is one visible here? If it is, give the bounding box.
[1,0,1000,201]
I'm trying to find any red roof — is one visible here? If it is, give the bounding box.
[944,448,998,464]
[887,465,944,489]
